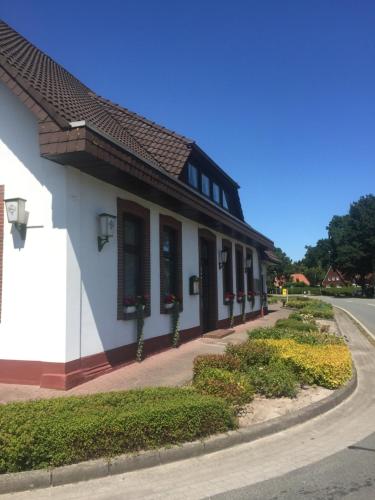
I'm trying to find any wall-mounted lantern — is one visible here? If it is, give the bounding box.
[218,249,228,269]
[245,255,252,271]
[97,213,116,252]
[4,198,28,239]
[189,275,200,295]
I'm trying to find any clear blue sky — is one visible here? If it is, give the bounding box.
[2,0,374,261]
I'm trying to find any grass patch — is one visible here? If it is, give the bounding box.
[0,388,236,474]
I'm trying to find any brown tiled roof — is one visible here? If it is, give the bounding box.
[0,20,193,176]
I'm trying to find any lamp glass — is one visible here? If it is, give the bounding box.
[99,213,116,238]
[5,198,26,224]
[221,249,228,264]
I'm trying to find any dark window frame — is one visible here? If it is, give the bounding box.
[246,248,254,293]
[159,214,183,314]
[235,244,245,293]
[222,239,233,304]
[117,199,151,320]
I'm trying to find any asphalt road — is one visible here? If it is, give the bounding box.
[211,432,375,500]
[319,296,375,338]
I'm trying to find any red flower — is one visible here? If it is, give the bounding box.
[124,296,136,307]
[164,294,178,304]
[224,292,235,302]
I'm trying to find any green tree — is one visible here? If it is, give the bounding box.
[328,195,375,294]
[267,247,294,289]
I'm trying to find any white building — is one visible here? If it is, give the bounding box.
[0,20,277,389]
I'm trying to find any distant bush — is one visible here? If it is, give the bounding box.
[193,354,241,379]
[286,298,334,319]
[247,359,299,398]
[0,388,235,474]
[267,295,280,304]
[193,368,255,408]
[226,340,278,369]
[321,287,357,297]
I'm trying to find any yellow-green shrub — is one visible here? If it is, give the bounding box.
[251,339,352,389]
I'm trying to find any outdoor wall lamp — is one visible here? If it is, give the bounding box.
[4,198,29,240]
[245,256,252,271]
[218,249,228,269]
[97,213,116,252]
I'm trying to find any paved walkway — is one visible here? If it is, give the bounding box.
[3,308,375,499]
[0,305,289,403]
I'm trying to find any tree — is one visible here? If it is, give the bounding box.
[266,247,294,289]
[328,195,375,294]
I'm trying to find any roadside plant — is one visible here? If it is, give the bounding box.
[225,340,278,369]
[193,354,241,379]
[247,359,299,398]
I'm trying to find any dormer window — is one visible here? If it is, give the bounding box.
[212,182,220,204]
[202,174,210,197]
[188,163,198,189]
[223,191,229,210]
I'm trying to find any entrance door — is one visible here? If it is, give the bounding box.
[199,234,218,333]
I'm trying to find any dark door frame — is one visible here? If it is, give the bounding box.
[198,228,218,333]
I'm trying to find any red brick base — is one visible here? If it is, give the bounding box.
[0,308,268,390]
[0,325,201,390]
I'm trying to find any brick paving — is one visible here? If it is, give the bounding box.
[0,304,289,404]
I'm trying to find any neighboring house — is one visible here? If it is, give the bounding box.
[322,266,348,288]
[290,273,310,286]
[0,21,277,389]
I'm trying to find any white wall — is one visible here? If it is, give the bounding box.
[0,82,68,362]
[0,80,266,365]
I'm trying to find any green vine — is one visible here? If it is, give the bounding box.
[229,300,234,328]
[241,296,246,323]
[135,303,145,362]
[171,301,180,348]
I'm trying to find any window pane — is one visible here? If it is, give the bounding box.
[213,183,220,204]
[162,227,177,296]
[188,164,198,188]
[123,216,142,298]
[236,248,244,291]
[202,174,210,197]
[222,191,229,210]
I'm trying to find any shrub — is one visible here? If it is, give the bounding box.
[193,368,255,408]
[286,298,334,319]
[193,354,241,379]
[252,339,352,389]
[275,318,318,332]
[226,340,278,368]
[247,360,299,398]
[0,388,235,474]
[267,295,280,304]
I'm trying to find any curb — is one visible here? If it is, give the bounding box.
[332,304,375,344]
[0,328,358,495]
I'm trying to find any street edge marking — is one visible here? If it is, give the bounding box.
[332,305,375,345]
[0,330,359,495]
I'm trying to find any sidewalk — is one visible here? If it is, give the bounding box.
[0,304,289,404]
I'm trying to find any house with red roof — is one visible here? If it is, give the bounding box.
[290,273,310,286]
[0,21,277,389]
[322,266,348,288]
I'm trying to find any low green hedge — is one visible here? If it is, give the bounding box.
[248,326,343,346]
[321,287,357,297]
[193,354,241,379]
[247,360,299,398]
[285,298,334,319]
[193,368,255,408]
[0,388,236,474]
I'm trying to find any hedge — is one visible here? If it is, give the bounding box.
[247,360,299,398]
[248,326,343,346]
[0,388,236,474]
[193,354,241,379]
